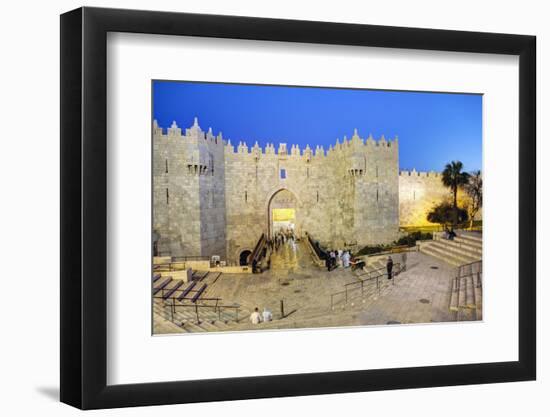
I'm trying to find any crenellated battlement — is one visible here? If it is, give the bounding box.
[399,169,441,178]
[154,119,398,157]
[154,118,225,146]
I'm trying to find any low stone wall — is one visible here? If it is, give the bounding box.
[365,246,418,266]
[159,269,193,283]
[153,256,172,265]
[184,260,211,271]
[208,265,252,274]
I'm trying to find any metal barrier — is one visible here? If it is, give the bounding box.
[154,294,241,324]
[306,233,328,260]
[330,263,402,310]
[457,260,482,278]
[249,233,267,267]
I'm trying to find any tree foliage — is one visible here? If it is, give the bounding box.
[464,170,482,229]
[427,201,468,227]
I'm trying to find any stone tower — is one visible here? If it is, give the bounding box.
[153,118,227,258]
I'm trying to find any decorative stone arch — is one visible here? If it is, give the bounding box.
[239,249,252,266]
[265,187,302,238]
[235,247,253,266]
[264,185,303,209]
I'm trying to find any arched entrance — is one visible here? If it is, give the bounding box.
[239,250,252,266]
[267,189,299,238]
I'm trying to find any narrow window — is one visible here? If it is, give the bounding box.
[316,191,319,202]
[280,169,286,179]
[376,166,378,178]
[166,188,169,205]
[245,191,248,202]
[307,167,309,178]
[413,190,416,201]
[165,159,168,173]
[376,187,379,202]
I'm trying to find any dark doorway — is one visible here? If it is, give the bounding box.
[239,250,252,266]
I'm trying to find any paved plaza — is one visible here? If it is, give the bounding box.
[154,239,463,333]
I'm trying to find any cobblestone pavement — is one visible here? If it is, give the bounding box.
[201,239,461,331]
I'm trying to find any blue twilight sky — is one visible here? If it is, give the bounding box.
[153,81,482,172]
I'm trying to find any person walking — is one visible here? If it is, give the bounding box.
[329,250,336,271]
[250,307,262,324]
[401,251,407,271]
[386,256,394,280]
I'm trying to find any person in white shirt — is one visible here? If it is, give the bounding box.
[250,307,262,324]
[337,249,343,266]
[342,251,351,268]
[262,308,273,322]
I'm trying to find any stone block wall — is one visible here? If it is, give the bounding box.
[154,119,477,264]
[398,170,480,227]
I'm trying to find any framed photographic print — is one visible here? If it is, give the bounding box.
[60,6,536,409]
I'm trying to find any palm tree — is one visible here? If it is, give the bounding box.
[441,161,470,228]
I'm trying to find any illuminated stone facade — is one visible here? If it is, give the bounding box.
[153,118,467,263]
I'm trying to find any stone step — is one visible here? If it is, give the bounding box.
[420,244,477,267]
[153,313,189,334]
[457,307,476,321]
[431,239,482,258]
[172,307,235,327]
[454,235,482,248]
[456,231,483,243]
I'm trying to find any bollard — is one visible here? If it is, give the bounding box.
[280,299,285,319]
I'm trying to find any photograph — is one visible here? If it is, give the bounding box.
[151,81,483,334]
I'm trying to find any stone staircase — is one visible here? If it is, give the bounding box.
[419,231,482,267]
[153,298,253,333]
[448,268,482,321]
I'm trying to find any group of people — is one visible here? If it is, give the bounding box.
[325,249,352,271]
[268,229,296,252]
[249,307,273,324]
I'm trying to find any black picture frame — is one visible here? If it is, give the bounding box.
[60,6,536,410]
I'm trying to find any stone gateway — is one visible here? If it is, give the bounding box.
[153,118,452,264]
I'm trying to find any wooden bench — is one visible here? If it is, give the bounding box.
[152,277,172,295]
[152,273,161,283]
[163,280,183,299]
[191,284,207,303]
[177,281,196,302]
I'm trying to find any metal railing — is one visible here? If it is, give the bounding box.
[452,261,483,296]
[170,255,210,262]
[399,221,483,234]
[330,263,402,310]
[154,293,241,324]
[306,233,328,260]
[250,233,266,266]
[156,253,210,261]
[457,260,482,278]
[154,261,188,272]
